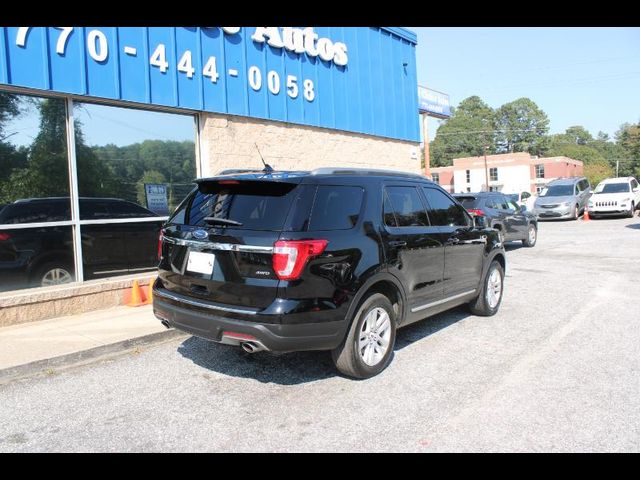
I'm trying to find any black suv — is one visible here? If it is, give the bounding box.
[153,168,506,378]
[454,192,538,247]
[0,197,162,291]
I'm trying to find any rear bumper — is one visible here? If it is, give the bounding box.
[152,290,347,352]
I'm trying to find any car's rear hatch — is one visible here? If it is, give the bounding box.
[158,175,312,311]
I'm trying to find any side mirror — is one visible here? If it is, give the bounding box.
[633,187,639,193]
[473,215,487,229]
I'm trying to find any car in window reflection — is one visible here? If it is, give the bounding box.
[0,197,164,292]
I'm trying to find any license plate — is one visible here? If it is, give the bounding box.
[186,251,215,275]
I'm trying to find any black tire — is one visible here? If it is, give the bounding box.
[32,261,74,287]
[626,202,635,218]
[332,293,396,379]
[572,204,580,220]
[469,260,504,316]
[522,224,537,247]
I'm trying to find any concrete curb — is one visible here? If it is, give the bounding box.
[0,328,189,386]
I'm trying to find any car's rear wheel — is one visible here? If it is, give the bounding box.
[469,260,504,316]
[522,224,537,247]
[332,293,396,379]
[34,262,74,287]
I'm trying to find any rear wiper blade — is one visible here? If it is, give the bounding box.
[203,217,243,226]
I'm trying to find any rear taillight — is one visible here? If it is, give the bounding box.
[0,232,10,241]
[157,229,165,261]
[272,239,328,281]
[468,209,485,216]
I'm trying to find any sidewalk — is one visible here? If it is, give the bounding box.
[0,305,186,385]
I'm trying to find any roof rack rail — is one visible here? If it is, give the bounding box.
[311,167,427,180]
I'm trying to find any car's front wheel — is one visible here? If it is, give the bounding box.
[332,293,396,379]
[627,202,635,218]
[469,260,504,316]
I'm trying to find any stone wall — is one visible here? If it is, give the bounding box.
[200,113,421,176]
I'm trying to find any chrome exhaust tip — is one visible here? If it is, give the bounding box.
[160,320,171,329]
[241,341,265,353]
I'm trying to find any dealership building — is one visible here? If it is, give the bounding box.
[0,27,421,325]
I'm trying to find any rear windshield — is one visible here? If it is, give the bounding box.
[540,185,574,197]
[170,181,300,231]
[167,181,364,232]
[594,183,630,194]
[455,196,479,208]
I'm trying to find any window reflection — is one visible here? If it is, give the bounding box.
[0,94,74,291]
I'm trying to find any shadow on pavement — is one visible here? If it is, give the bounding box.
[625,222,640,230]
[394,305,470,351]
[177,306,472,385]
[504,242,524,251]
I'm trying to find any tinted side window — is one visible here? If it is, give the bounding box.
[631,179,639,190]
[383,191,398,227]
[422,187,470,227]
[80,201,112,220]
[109,201,157,218]
[309,186,363,230]
[384,186,429,227]
[0,201,70,224]
[497,195,512,210]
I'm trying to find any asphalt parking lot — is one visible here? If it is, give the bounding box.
[1,215,639,452]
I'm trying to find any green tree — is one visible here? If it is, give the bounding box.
[429,96,495,167]
[584,160,615,188]
[615,122,640,177]
[494,98,550,155]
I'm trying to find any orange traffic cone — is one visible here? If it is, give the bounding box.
[583,206,590,221]
[125,280,147,307]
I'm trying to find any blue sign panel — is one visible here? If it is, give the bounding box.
[418,86,451,119]
[0,27,420,142]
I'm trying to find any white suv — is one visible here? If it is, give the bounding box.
[588,177,640,218]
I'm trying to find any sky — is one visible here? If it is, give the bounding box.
[411,27,640,141]
[6,27,640,148]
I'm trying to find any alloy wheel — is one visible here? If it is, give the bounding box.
[486,267,502,309]
[358,307,392,366]
[41,268,73,286]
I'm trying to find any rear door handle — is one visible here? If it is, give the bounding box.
[388,240,407,248]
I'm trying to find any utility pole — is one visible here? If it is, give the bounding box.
[616,160,619,177]
[484,145,489,192]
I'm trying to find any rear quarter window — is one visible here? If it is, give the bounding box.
[308,185,364,230]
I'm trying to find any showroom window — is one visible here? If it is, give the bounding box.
[73,102,196,280]
[0,93,75,292]
[0,90,198,291]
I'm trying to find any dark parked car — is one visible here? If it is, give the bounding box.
[153,168,507,379]
[0,197,162,291]
[453,192,538,247]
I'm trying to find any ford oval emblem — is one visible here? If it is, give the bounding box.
[192,229,208,240]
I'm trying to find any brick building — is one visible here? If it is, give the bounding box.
[430,152,584,194]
